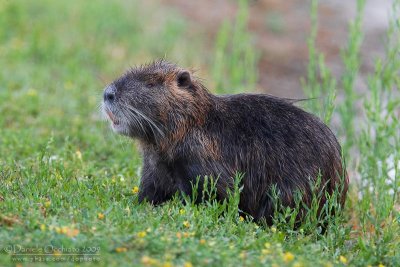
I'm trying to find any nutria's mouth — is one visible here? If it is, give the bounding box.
[106,110,120,126]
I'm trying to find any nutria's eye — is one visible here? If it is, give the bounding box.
[146,82,156,88]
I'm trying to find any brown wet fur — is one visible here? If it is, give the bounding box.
[102,60,348,226]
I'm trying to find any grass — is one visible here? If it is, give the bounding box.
[0,0,399,266]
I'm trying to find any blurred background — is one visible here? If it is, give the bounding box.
[1,0,391,99]
[0,0,395,156]
[164,0,392,97]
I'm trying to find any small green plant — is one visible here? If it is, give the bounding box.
[301,0,400,265]
[339,0,366,152]
[212,0,258,94]
[355,1,400,263]
[301,0,337,124]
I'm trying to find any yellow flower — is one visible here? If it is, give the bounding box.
[162,262,173,267]
[239,216,244,222]
[183,221,190,228]
[293,262,303,267]
[184,262,193,267]
[55,226,79,237]
[378,264,385,267]
[65,228,79,238]
[179,209,185,215]
[283,252,295,263]
[239,252,246,259]
[55,172,63,180]
[40,224,46,231]
[261,249,270,255]
[115,247,127,253]
[75,150,82,160]
[141,256,151,264]
[98,213,105,220]
[53,250,62,256]
[339,256,347,264]
[44,200,51,208]
[26,88,37,97]
[132,186,139,194]
[61,226,68,234]
[137,231,147,238]
[141,256,158,265]
[270,227,277,233]
[199,239,206,245]
[264,242,271,249]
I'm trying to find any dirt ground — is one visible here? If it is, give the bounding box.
[162,0,392,97]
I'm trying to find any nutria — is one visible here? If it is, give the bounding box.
[102,60,348,225]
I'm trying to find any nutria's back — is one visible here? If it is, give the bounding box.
[102,60,348,225]
[208,94,347,220]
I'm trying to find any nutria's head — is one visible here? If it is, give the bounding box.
[102,60,212,144]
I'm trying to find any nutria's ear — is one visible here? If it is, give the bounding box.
[177,71,192,88]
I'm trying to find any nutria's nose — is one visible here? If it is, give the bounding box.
[103,86,116,102]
